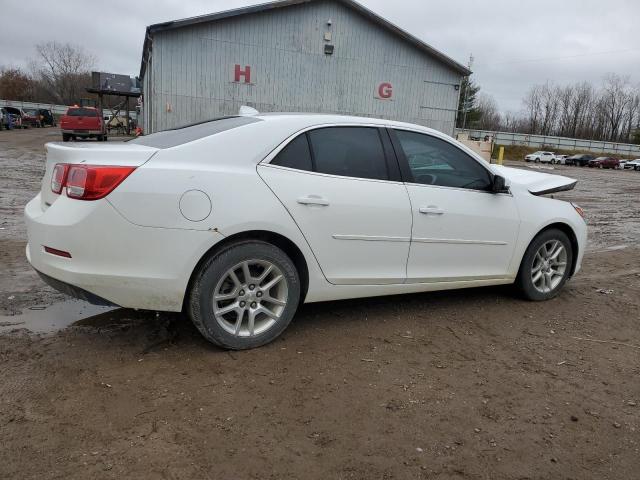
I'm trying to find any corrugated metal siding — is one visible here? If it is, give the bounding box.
[143,0,463,134]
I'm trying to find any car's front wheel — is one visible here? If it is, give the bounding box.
[188,241,301,350]
[516,228,573,301]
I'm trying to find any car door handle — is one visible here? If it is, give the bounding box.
[297,195,330,206]
[419,206,444,215]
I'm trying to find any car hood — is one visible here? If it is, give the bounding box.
[491,165,577,195]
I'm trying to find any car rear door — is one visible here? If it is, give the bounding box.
[258,126,412,285]
[389,128,520,282]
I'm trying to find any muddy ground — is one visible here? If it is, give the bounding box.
[1,128,639,479]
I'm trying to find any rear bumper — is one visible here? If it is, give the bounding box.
[25,194,225,311]
[61,129,103,136]
[36,270,118,306]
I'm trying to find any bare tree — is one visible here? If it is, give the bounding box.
[32,42,95,104]
[600,74,632,141]
[505,75,640,144]
[0,67,35,101]
[475,93,502,130]
[523,85,543,134]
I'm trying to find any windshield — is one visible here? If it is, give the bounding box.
[67,108,98,117]
[130,116,262,148]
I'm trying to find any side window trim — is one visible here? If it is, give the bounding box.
[378,127,402,182]
[304,132,317,172]
[387,127,495,191]
[387,127,416,183]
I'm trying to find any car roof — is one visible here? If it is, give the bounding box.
[253,112,444,135]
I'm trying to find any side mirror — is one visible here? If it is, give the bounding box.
[492,175,510,194]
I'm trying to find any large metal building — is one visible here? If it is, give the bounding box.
[139,0,470,134]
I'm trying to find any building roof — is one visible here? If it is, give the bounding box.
[139,0,471,79]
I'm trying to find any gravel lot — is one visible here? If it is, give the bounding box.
[1,128,639,479]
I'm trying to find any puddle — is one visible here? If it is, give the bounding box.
[0,299,122,334]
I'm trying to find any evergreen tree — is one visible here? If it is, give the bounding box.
[456,77,481,129]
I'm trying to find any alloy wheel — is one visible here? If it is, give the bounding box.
[531,240,568,293]
[212,260,288,337]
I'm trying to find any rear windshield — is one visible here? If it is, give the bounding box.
[67,108,98,117]
[130,116,262,148]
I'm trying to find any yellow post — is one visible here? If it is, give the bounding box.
[498,146,504,165]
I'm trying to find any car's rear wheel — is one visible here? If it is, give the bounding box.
[515,228,573,301]
[188,241,301,350]
[62,133,70,142]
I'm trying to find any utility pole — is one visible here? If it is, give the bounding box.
[462,54,474,130]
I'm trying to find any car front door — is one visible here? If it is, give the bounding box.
[389,128,520,283]
[258,126,412,285]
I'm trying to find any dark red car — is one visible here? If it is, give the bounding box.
[588,157,620,169]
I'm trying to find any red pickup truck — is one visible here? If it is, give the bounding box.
[60,106,107,141]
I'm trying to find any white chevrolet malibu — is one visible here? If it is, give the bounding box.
[25,112,587,349]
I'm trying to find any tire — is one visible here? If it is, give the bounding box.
[535,158,540,163]
[188,241,301,350]
[598,164,603,169]
[550,159,556,165]
[62,133,70,142]
[515,228,573,301]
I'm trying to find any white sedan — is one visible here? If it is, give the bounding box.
[525,151,556,163]
[623,159,640,170]
[25,111,587,349]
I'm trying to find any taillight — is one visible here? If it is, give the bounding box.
[51,164,69,194]
[50,163,136,200]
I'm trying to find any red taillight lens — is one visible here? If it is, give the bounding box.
[51,164,69,194]
[60,165,136,200]
[44,246,72,258]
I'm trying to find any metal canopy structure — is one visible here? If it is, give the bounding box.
[86,72,141,135]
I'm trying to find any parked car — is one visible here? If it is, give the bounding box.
[623,159,640,171]
[22,108,41,127]
[554,155,568,165]
[1,106,24,128]
[60,106,106,141]
[565,154,595,167]
[588,157,620,169]
[25,111,587,350]
[37,108,56,127]
[525,151,556,163]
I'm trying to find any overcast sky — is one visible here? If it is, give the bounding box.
[1,0,638,112]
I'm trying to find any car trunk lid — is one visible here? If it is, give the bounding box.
[41,142,159,209]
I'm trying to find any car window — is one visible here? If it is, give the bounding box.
[67,108,98,117]
[394,130,492,191]
[307,127,388,181]
[270,134,312,171]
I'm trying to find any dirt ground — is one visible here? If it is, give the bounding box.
[1,128,639,480]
